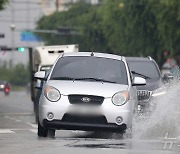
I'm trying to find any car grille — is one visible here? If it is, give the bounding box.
[62,114,108,124]
[137,90,152,101]
[68,94,104,105]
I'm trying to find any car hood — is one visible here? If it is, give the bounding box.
[46,80,129,98]
[136,79,163,91]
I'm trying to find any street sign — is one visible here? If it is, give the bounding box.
[21,31,41,42]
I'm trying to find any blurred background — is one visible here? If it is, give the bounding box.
[0,1,180,153]
[0,0,180,89]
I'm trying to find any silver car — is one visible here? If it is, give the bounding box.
[35,52,146,137]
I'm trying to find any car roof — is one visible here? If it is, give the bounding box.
[62,52,125,61]
[126,56,161,75]
[126,56,153,62]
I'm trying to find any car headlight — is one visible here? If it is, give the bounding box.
[112,91,129,106]
[0,85,5,89]
[44,86,61,102]
[152,87,166,97]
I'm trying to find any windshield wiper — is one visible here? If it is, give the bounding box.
[51,77,75,80]
[131,71,151,79]
[51,77,118,83]
[75,77,117,83]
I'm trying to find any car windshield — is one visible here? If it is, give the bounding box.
[127,61,160,80]
[50,56,128,85]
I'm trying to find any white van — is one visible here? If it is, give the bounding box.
[29,44,79,122]
[33,44,79,73]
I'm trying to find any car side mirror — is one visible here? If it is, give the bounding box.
[34,71,47,81]
[163,73,174,82]
[132,77,146,86]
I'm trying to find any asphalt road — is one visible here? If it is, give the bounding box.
[0,91,180,154]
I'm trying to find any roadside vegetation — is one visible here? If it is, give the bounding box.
[0,0,8,10]
[36,0,180,67]
[0,64,29,87]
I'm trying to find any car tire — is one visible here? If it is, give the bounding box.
[35,89,42,123]
[48,129,56,137]
[38,122,48,137]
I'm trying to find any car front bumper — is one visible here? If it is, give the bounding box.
[43,119,127,132]
[39,95,135,131]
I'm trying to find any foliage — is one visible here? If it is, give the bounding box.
[0,64,29,86]
[102,0,159,55]
[150,0,180,55]
[0,0,8,10]
[36,0,180,67]
[36,3,107,51]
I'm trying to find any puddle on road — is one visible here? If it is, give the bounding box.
[54,130,131,149]
[66,142,127,149]
[133,82,180,140]
[71,131,124,140]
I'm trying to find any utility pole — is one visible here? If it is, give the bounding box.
[26,0,30,61]
[56,0,59,11]
[10,0,15,68]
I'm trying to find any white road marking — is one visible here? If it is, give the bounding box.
[0,129,37,134]
[4,116,10,118]
[0,129,15,134]
[0,113,34,116]
[2,115,38,130]
[26,123,38,128]
[15,119,21,122]
[9,118,16,121]
[29,129,37,134]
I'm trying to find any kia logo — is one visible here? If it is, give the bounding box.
[81,97,91,103]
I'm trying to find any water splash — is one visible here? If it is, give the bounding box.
[133,82,180,140]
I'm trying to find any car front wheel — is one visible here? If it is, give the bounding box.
[48,129,55,137]
[38,123,56,137]
[38,123,48,137]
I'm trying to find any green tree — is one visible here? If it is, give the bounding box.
[36,1,161,56]
[101,0,161,56]
[0,0,8,10]
[36,3,108,51]
[0,66,11,81]
[10,64,29,86]
[150,0,180,56]
[36,0,180,66]
[36,3,91,46]
[0,64,29,86]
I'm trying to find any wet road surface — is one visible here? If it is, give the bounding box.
[0,91,180,154]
